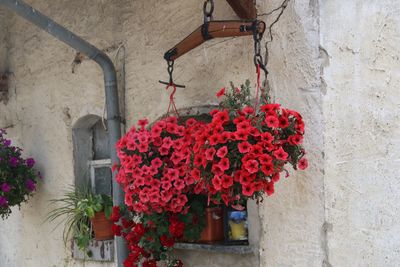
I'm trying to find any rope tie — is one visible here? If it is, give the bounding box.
[165,83,179,117]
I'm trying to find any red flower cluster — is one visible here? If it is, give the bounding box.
[189,103,307,206]
[116,117,204,214]
[114,82,309,267]
[112,207,188,267]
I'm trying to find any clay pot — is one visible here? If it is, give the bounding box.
[91,211,114,241]
[198,207,224,243]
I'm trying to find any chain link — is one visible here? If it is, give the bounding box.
[203,0,214,23]
[159,60,185,88]
[253,21,268,76]
[167,60,174,84]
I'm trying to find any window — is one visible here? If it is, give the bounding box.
[72,115,114,262]
[72,115,112,196]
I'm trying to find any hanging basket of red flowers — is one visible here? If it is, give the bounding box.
[188,80,308,209]
[113,80,308,266]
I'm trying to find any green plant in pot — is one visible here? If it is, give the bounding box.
[47,186,114,254]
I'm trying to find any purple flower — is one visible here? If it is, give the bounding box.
[26,179,36,192]
[3,139,11,147]
[9,157,18,167]
[0,196,8,207]
[26,158,35,168]
[1,183,10,193]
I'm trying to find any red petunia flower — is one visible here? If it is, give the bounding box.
[213,110,229,124]
[138,119,149,129]
[160,235,175,247]
[216,146,228,158]
[273,147,288,161]
[272,172,280,182]
[244,159,259,174]
[259,154,273,164]
[174,179,186,190]
[279,116,289,128]
[260,103,281,113]
[250,144,263,156]
[265,115,279,128]
[110,206,121,222]
[208,134,220,146]
[205,147,216,161]
[221,175,233,189]
[218,158,230,171]
[262,132,274,143]
[238,141,251,153]
[298,158,308,170]
[212,175,222,190]
[242,183,255,196]
[242,106,255,115]
[216,87,226,98]
[261,163,274,176]
[234,130,248,141]
[112,224,122,236]
[264,181,275,196]
[237,121,251,132]
[233,116,246,125]
[288,134,303,145]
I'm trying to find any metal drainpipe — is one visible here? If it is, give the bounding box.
[0,0,128,265]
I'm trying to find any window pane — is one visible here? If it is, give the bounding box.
[94,166,112,196]
[93,120,110,160]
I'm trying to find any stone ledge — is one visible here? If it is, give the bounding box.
[174,242,254,254]
[72,239,114,262]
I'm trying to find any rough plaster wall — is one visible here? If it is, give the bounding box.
[0,0,119,266]
[321,0,400,266]
[255,0,325,266]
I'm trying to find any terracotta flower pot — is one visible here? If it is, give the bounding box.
[91,211,114,241]
[198,207,224,243]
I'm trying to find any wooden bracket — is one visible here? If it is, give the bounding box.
[226,0,257,19]
[164,20,265,61]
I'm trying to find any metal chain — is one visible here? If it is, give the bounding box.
[253,21,268,76]
[159,60,185,88]
[167,60,174,84]
[203,0,214,23]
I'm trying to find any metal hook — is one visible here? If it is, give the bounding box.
[159,60,186,88]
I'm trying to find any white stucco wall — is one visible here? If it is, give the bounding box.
[257,0,326,266]
[321,0,400,266]
[0,0,399,266]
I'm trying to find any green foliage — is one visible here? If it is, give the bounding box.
[46,186,113,252]
[220,80,252,112]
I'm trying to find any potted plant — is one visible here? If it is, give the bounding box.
[0,129,40,219]
[188,80,308,209]
[113,80,309,266]
[47,186,114,253]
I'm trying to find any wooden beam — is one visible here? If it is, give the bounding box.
[226,0,257,19]
[164,20,265,61]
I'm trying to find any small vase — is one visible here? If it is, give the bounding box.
[198,207,224,243]
[91,211,114,241]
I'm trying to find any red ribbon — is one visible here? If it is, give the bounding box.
[165,84,179,116]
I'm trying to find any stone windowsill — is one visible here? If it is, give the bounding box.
[72,239,114,262]
[174,242,254,254]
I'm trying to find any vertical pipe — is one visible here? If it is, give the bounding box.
[0,0,128,265]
